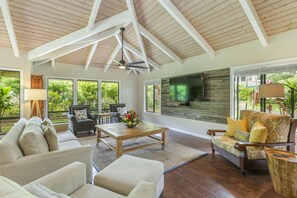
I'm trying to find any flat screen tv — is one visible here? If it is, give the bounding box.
[169,73,204,102]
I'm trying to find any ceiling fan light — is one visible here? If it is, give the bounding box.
[119,65,126,69]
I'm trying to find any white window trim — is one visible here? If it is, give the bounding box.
[144,79,161,115]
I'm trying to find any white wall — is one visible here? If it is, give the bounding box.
[0,47,31,119]
[137,28,297,139]
[33,62,138,112]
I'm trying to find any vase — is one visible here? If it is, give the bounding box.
[126,124,137,128]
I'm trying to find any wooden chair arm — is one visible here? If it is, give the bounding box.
[234,142,296,151]
[207,129,226,136]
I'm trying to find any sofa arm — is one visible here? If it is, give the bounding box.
[207,129,226,136]
[127,181,156,198]
[24,162,86,196]
[234,142,295,151]
[0,145,93,185]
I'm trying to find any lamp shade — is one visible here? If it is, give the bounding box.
[24,89,47,101]
[259,83,285,98]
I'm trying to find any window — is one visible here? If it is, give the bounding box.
[170,84,188,101]
[77,80,99,114]
[145,81,161,113]
[101,81,119,112]
[0,70,20,134]
[47,78,74,123]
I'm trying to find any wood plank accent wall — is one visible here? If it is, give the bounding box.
[161,68,230,124]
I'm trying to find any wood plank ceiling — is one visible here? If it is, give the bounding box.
[0,0,297,72]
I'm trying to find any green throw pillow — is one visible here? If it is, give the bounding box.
[234,130,250,142]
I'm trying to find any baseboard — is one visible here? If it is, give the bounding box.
[168,126,211,140]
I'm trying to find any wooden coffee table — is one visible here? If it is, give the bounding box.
[96,122,169,158]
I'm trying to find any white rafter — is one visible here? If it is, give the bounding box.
[85,41,99,71]
[0,0,20,57]
[33,27,119,66]
[158,0,215,58]
[28,10,130,60]
[127,69,133,75]
[51,59,55,67]
[87,0,102,32]
[33,59,51,67]
[239,0,268,46]
[104,44,121,72]
[139,24,182,65]
[126,0,150,72]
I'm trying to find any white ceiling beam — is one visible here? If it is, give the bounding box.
[126,0,150,72]
[133,68,144,74]
[51,59,55,67]
[28,10,130,60]
[104,44,121,72]
[33,27,118,64]
[127,69,133,75]
[239,0,268,47]
[158,0,215,58]
[87,0,102,32]
[33,59,51,67]
[132,69,138,76]
[84,41,99,71]
[139,24,182,65]
[0,0,20,57]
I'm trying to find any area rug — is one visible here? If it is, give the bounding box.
[79,136,207,173]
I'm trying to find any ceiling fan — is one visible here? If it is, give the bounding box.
[95,27,148,70]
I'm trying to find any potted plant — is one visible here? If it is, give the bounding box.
[0,85,13,133]
[121,109,141,128]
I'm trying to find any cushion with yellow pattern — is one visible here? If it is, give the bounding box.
[225,117,248,137]
[234,130,250,142]
[249,121,267,143]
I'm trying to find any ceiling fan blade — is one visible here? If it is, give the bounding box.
[113,59,121,65]
[127,61,145,65]
[127,65,149,69]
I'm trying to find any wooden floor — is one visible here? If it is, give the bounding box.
[163,131,283,198]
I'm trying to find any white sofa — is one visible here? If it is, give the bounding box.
[0,117,93,185]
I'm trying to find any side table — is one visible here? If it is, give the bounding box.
[96,113,112,125]
[265,148,297,197]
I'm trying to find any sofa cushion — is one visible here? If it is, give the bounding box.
[77,119,94,126]
[30,183,70,198]
[42,119,59,151]
[0,118,26,165]
[19,123,49,156]
[0,176,37,198]
[27,116,43,126]
[225,117,247,137]
[234,130,250,142]
[212,136,266,160]
[71,184,125,198]
[241,110,290,143]
[57,131,77,143]
[249,121,268,143]
[59,140,81,150]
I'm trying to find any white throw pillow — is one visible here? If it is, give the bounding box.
[74,109,88,120]
[117,107,127,115]
[42,119,59,151]
[0,176,37,198]
[30,183,70,198]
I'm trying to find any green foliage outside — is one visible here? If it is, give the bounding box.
[169,85,187,101]
[0,85,14,133]
[101,82,119,111]
[146,85,161,113]
[77,81,98,113]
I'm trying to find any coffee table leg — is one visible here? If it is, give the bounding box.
[96,128,101,143]
[116,140,123,158]
[162,129,167,149]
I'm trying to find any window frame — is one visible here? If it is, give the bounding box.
[144,79,161,115]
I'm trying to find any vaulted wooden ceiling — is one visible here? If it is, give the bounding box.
[0,0,297,75]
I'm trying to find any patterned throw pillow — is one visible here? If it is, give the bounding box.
[225,117,248,137]
[234,130,250,142]
[249,121,268,143]
[74,109,88,120]
[117,107,127,115]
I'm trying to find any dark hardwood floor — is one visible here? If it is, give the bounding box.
[164,131,282,198]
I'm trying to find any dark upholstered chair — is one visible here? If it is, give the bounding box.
[109,103,126,123]
[68,105,96,136]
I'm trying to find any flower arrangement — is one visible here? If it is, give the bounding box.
[121,109,141,128]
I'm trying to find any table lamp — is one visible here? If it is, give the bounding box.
[24,89,47,118]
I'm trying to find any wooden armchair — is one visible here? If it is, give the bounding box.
[208,110,297,175]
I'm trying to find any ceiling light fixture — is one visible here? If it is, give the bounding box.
[119,65,126,69]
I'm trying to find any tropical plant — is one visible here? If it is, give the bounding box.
[239,85,254,109]
[0,85,13,132]
[77,81,98,111]
[284,78,297,112]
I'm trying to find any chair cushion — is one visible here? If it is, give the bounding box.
[225,117,247,137]
[74,109,88,120]
[234,130,250,142]
[42,119,59,151]
[94,155,164,196]
[71,184,124,198]
[30,183,70,198]
[0,118,26,165]
[212,136,266,160]
[249,121,268,143]
[77,119,94,125]
[0,176,36,198]
[19,123,49,156]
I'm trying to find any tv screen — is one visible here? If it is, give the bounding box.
[169,73,204,102]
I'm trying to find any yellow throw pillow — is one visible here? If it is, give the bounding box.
[226,117,248,137]
[249,121,267,143]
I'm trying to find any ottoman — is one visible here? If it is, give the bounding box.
[94,155,164,197]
